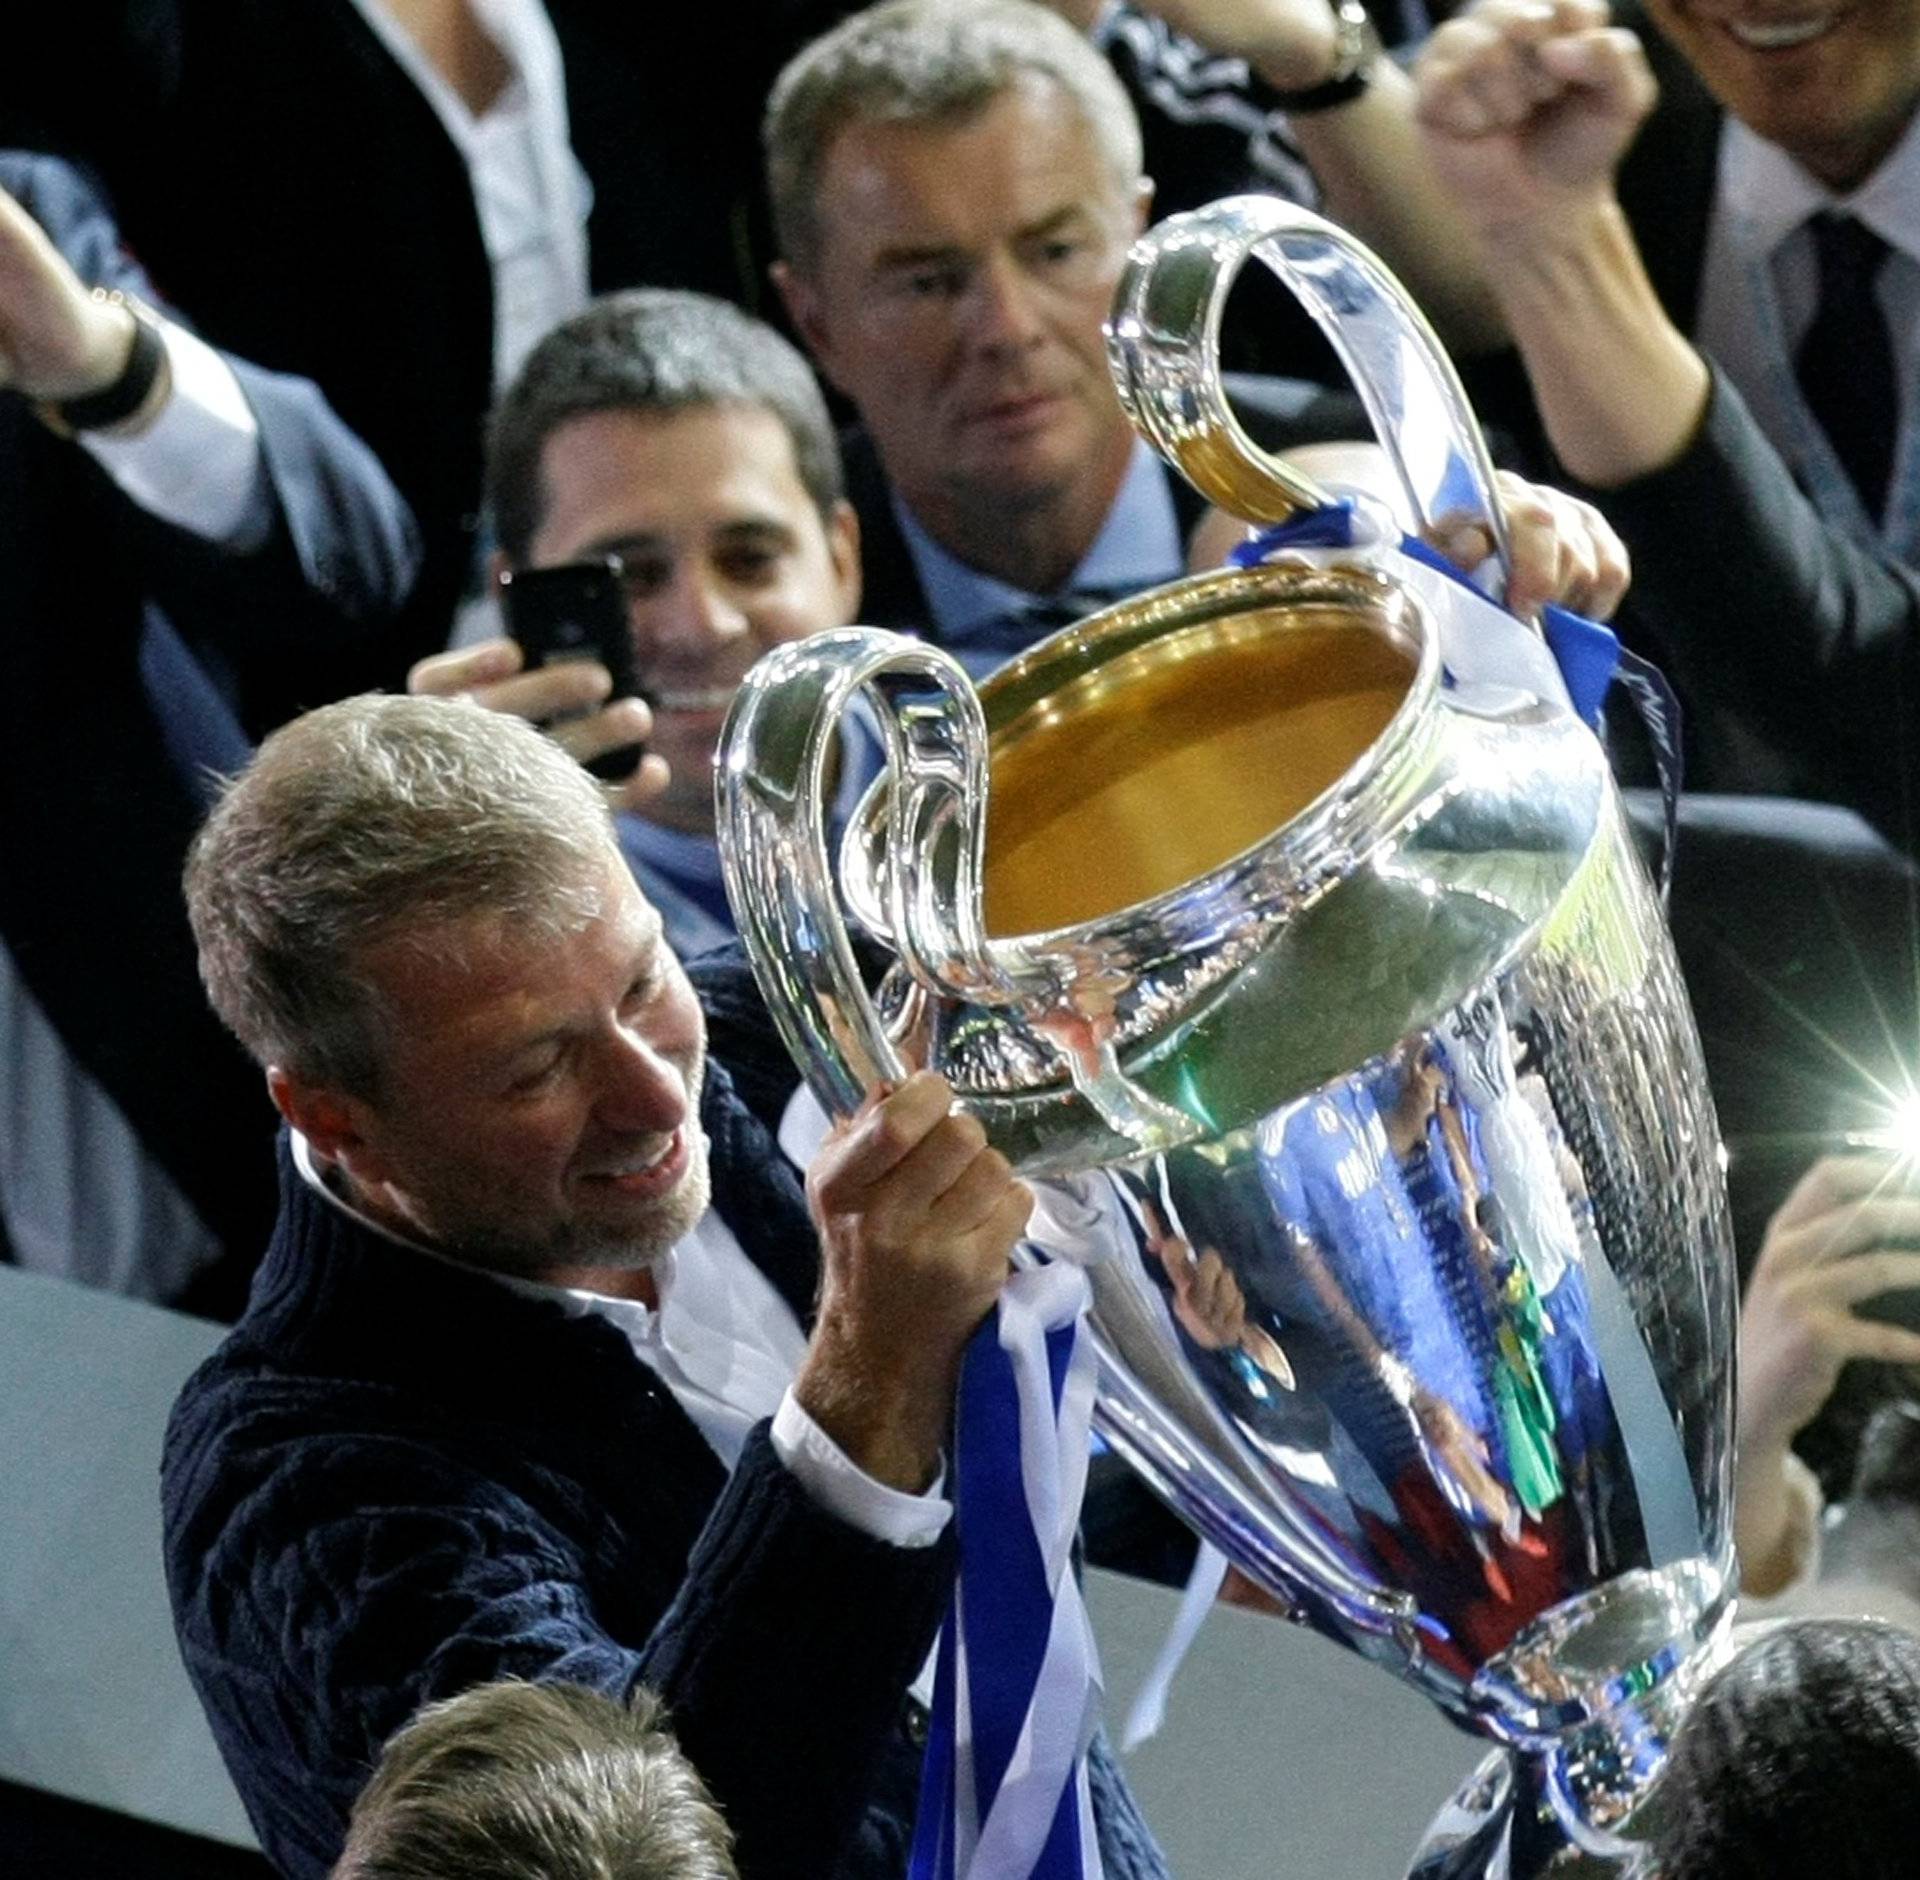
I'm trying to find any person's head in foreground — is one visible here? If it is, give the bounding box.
[1645,1617,1920,1879]
[185,692,709,1286]
[484,288,859,838]
[331,1680,737,1880]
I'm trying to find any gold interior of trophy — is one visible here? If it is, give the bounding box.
[981,604,1415,937]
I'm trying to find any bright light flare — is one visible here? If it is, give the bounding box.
[1854,1086,1920,1166]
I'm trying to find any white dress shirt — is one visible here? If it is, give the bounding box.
[83,318,271,545]
[289,1132,952,1551]
[1695,108,1920,557]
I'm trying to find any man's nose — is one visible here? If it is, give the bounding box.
[962,250,1046,354]
[640,569,751,660]
[593,1026,689,1134]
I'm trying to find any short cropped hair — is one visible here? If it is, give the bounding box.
[1650,1618,1920,1879]
[186,694,616,1099]
[487,289,844,566]
[765,0,1144,272]
[332,1681,737,1880]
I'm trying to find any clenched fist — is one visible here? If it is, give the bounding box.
[1414,0,1658,246]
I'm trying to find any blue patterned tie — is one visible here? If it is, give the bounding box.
[1796,213,1898,525]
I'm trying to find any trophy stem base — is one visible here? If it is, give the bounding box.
[1407,1611,1740,1880]
[1409,1747,1616,1880]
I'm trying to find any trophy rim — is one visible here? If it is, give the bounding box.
[839,556,1443,955]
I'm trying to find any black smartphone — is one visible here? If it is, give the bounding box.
[499,557,647,782]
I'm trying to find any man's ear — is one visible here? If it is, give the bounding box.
[267,1067,395,1186]
[827,497,862,624]
[772,259,851,396]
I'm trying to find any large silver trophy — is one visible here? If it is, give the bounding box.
[717,198,1736,1876]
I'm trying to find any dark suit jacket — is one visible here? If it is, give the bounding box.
[0,151,419,1307]
[162,1093,950,1880]
[846,372,1367,643]
[1467,11,1920,849]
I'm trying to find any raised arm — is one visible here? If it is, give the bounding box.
[0,152,420,716]
[1119,0,1511,347]
[1412,0,1708,484]
[1412,10,1920,841]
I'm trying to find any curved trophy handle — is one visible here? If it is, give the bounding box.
[1106,195,1514,588]
[717,626,1015,1121]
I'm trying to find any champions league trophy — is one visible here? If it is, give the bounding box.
[717,197,1737,1876]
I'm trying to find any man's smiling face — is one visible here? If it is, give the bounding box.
[1644,0,1920,188]
[527,402,860,838]
[335,857,713,1279]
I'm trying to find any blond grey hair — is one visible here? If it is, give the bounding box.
[186,694,617,1098]
[333,1681,737,1880]
[765,0,1144,271]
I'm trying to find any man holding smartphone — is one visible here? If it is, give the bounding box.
[410,289,861,958]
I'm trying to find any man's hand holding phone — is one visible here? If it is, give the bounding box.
[408,636,669,815]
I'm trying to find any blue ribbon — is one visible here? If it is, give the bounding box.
[1231,503,1623,721]
[909,1271,1103,1880]
[1230,503,1686,899]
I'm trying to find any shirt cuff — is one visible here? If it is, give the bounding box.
[771,1388,952,1549]
[82,317,271,548]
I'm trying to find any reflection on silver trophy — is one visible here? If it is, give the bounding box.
[717,198,1737,1877]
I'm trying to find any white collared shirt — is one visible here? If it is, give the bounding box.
[288,1132,951,1551]
[1696,108,1920,555]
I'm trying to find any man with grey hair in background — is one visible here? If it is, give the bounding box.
[162,693,1169,1879]
[765,0,1626,679]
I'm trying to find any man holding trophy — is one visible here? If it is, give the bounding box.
[155,4,1920,1876]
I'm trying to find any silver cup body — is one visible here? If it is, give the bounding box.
[717,198,1737,1870]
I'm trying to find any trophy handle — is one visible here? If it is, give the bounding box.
[1107,195,1514,589]
[717,625,1018,1121]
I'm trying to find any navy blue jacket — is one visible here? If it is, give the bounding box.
[161,1064,952,1880]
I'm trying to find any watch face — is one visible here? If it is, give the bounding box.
[1328,0,1380,82]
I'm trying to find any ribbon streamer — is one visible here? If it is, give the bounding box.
[910,1262,1107,1880]
[1230,499,1685,901]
